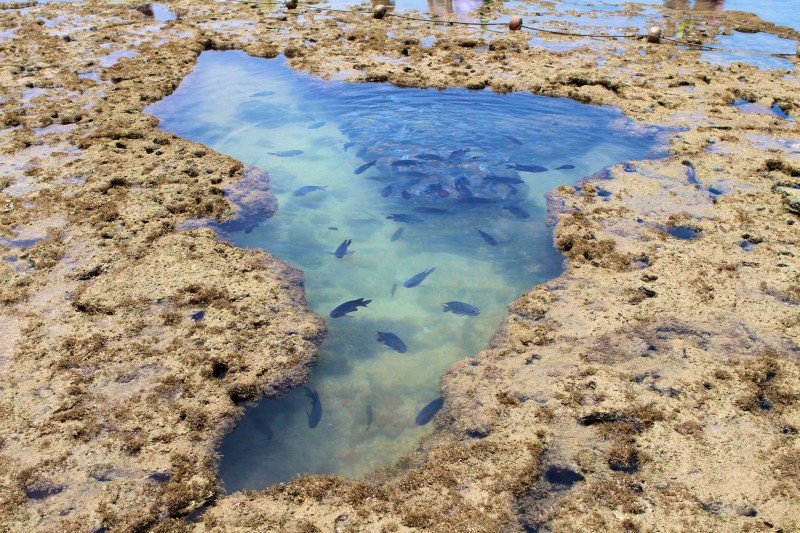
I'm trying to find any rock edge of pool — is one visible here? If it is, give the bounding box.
[0,1,798,532]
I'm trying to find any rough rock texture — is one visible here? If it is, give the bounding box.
[0,0,797,531]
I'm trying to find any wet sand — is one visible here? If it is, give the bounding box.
[0,0,798,531]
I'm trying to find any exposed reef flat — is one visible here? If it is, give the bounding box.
[0,0,798,531]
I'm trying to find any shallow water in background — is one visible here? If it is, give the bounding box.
[147,50,669,491]
[701,30,797,71]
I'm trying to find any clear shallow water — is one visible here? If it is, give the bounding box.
[701,31,797,71]
[147,50,669,491]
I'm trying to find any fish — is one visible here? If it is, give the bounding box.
[380,185,394,197]
[403,268,435,288]
[401,190,411,199]
[458,196,494,205]
[390,227,405,242]
[329,297,371,318]
[386,214,424,223]
[191,310,205,321]
[343,141,357,152]
[376,331,407,353]
[623,162,636,173]
[303,386,322,428]
[244,225,257,234]
[293,185,327,197]
[391,283,398,297]
[449,148,470,159]
[413,207,450,214]
[507,163,547,173]
[331,239,353,258]
[502,204,530,219]
[308,121,325,129]
[415,397,444,426]
[354,161,376,175]
[475,228,497,246]
[416,153,444,161]
[328,226,338,231]
[504,135,524,146]
[268,150,303,157]
[250,90,276,97]
[482,175,525,185]
[365,405,373,431]
[555,164,576,170]
[437,188,451,198]
[391,159,420,167]
[442,301,480,316]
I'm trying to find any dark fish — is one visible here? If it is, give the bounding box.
[437,188,451,198]
[403,268,435,288]
[442,301,480,316]
[391,159,420,167]
[504,135,524,146]
[293,185,327,197]
[507,163,547,173]
[308,121,325,129]
[475,228,497,246]
[401,190,411,199]
[623,162,636,172]
[380,185,394,197]
[244,224,257,234]
[483,175,525,185]
[343,141,357,151]
[330,297,371,318]
[332,239,353,258]
[413,207,450,214]
[354,161,376,175]
[449,148,470,159]
[376,331,407,353]
[391,283,398,297]
[458,196,494,205]
[250,90,276,97]
[191,310,205,321]
[328,226,338,230]
[416,153,444,161]
[268,150,303,157]
[555,164,576,170]
[423,183,444,195]
[390,227,404,242]
[386,214,424,223]
[503,204,530,219]
[415,397,444,426]
[303,386,322,428]
[365,405,373,431]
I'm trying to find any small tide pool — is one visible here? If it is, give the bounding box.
[147,50,669,491]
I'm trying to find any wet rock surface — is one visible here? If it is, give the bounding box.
[0,0,798,531]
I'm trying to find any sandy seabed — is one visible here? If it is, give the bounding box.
[0,0,798,531]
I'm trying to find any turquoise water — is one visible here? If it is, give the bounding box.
[147,50,668,491]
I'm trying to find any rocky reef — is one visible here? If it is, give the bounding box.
[0,0,797,531]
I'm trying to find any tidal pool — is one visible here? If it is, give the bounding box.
[147,50,668,491]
